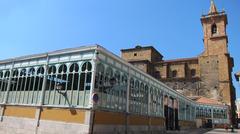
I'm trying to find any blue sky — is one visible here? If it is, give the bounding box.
[0,0,240,98]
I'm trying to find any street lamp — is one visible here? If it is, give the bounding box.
[235,72,240,82]
[56,83,66,94]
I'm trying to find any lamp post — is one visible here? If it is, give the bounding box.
[235,72,240,83]
[56,82,66,94]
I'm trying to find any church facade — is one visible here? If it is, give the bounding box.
[121,1,236,124]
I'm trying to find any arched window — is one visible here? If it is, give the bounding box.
[138,82,144,114]
[144,85,149,114]
[0,72,8,103]
[80,62,92,91]
[68,63,79,90]
[104,66,113,87]
[217,109,220,118]
[135,80,139,98]
[35,66,45,92]
[149,87,155,114]
[196,107,199,117]
[122,74,128,84]
[211,23,217,35]
[213,109,216,118]
[81,61,92,72]
[58,64,67,73]
[114,71,120,85]
[203,108,207,117]
[13,70,18,77]
[69,63,79,72]
[121,74,128,98]
[0,70,10,93]
[0,71,3,95]
[224,110,227,119]
[9,69,19,100]
[18,69,27,94]
[28,68,35,76]
[37,67,45,75]
[129,78,135,112]
[44,63,89,106]
[48,66,56,74]
[26,68,36,93]
[144,85,148,100]
[135,80,140,113]
[0,71,3,78]
[20,69,26,76]
[57,64,67,90]
[200,107,203,117]
[191,69,196,77]
[208,109,211,118]
[4,71,10,78]
[172,70,177,78]
[8,69,18,102]
[140,82,144,98]
[46,65,57,94]
[130,77,134,84]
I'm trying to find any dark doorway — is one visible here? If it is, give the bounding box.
[205,119,213,128]
[164,106,176,130]
[164,105,169,130]
[165,106,175,130]
[174,108,179,130]
[168,107,174,130]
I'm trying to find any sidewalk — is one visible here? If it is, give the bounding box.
[166,128,212,134]
[205,128,240,134]
[166,128,240,134]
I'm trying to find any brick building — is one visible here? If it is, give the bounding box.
[121,1,236,125]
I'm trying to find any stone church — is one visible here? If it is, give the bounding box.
[121,1,236,118]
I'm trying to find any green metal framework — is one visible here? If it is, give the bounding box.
[0,45,229,124]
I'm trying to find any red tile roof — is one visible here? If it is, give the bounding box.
[189,96,224,106]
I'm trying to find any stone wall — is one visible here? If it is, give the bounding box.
[121,48,153,62]
[0,106,91,134]
[199,55,220,100]
[0,116,90,134]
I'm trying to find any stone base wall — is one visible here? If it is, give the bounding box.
[0,105,91,134]
[93,125,165,134]
[179,120,196,130]
[92,110,166,134]
[0,106,197,134]
[0,116,36,134]
[213,124,227,128]
[0,116,90,134]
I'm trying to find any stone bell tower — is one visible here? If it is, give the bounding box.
[199,0,235,106]
[201,0,228,56]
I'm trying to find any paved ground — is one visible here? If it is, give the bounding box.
[205,128,240,134]
[166,128,240,134]
[166,128,211,134]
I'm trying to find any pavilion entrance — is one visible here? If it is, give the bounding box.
[164,96,179,130]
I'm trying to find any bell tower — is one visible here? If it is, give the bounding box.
[201,0,228,56]
[199,0,235,106]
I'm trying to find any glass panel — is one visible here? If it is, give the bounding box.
[129,78,134,113]
[0,70,10,103]
[8,67,44,104]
